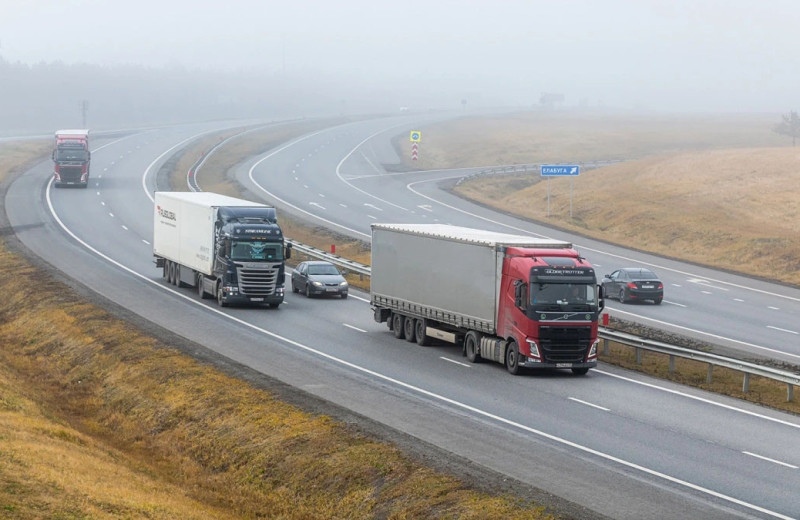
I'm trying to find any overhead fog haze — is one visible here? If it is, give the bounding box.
[0,0,798,132]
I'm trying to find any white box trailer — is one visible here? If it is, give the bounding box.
[154,191,288,308]
[371,224,603,375]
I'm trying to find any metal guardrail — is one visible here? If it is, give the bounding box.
[280,244,800,402]
[453,160,623,186]
[599,328,800,402]
[287,240,371,279]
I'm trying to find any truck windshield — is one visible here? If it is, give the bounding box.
[230,241,283,261]
[530,283,596,310]
[55,149,88,161]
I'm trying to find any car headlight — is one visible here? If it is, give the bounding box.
[312,281,324,287]
[340,281,348,287]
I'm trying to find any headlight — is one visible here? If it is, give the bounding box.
[312,281,324,287]
[525,339,541,359]
[340,281,348,287]
[588,340,599,359]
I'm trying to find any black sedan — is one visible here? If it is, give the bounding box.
[291,261,349,299]
[602,268,663,304]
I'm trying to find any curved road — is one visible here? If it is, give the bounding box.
[5,118,800,520]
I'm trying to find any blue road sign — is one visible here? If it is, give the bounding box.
[541,165,580,176]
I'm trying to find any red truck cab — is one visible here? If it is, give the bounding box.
[499,247,604,375]
[53,129,90,188]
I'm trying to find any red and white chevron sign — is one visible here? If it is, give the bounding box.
[411,142,418,161]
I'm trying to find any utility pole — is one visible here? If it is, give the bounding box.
[81,100,88,127]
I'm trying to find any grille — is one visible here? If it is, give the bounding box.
[538,326,592,363]
[59,165,84,182]
[236,265,279,296]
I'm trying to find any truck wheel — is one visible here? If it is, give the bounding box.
[197,275,209,299]
[572,367,590,376]
[415,319,431,346]
[403,317,416,342]
[216,282,228,308]
[465,331,482,363]
[162,261,169,280]
[505,341,521,375]
[392,314,405,339]
[175,265,188,288]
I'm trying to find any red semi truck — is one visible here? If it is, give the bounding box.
[370,224,604,375]
[52,129,90,188]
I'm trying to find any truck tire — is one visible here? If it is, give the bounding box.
[403,317,416,343]
[505,340,521,375]
[175,265,187,288]
[197,274,209,299]
[465,331,482,363]
[168,261,176,285]
[216,282,228,308]
[392,313,405,339]
[162,261,169,280]
[415,319,431,346]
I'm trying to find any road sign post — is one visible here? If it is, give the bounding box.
[540,165,580,218]
[410,131,421,165]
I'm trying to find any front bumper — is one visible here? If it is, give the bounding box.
[519,359,597,370]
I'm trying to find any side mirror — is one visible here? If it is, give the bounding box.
[513,280,526,309]
[285,243,292,260]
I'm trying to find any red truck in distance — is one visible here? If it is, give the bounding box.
[52,129,90,188]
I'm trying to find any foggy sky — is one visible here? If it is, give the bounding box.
[1,0,799,112]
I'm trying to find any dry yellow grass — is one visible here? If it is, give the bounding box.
[408,112,800,285]
[0,142,555,519]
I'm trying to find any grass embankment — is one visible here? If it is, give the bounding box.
[0,139,556,518]
[405,111,800,286]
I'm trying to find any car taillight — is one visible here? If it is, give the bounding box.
[658,283,664,289]
[627,282,637,289]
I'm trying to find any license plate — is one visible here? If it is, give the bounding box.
[250,297,264,302]
[326,287,338,292]
[641,285,654,289]
[556,363,573,368]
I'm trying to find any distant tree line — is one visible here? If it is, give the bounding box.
[0,57,383,135]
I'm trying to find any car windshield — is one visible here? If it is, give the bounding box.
[530,283,596,309]
[308,264,340,276]
[230,241,282,261]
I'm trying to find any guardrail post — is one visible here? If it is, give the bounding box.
[706,364,714,384]
[669,355,675,374]
[789,384,794,403]
[603,338,610,356]
[742,373,750,393]
[635,347,642,365]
